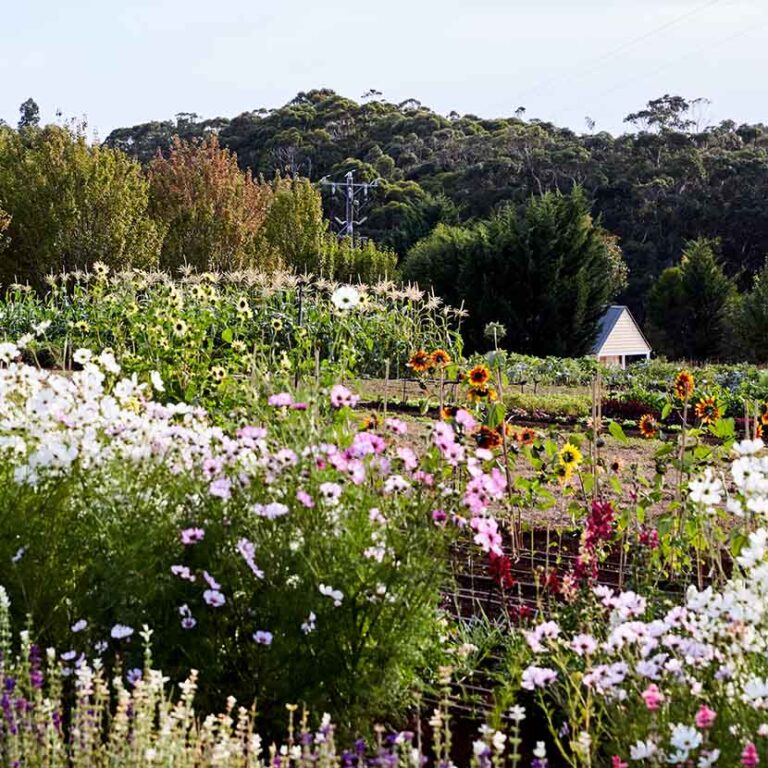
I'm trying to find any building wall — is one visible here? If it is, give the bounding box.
[598,311,651,357]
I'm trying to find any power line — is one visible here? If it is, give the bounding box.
[512,0,729,106]
[553,9,768,125]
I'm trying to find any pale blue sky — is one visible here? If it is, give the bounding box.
[1,0,766,138]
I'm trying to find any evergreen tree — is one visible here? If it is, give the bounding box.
[17,99,40,131]
[403,188,626,355]
[736,258,768,361]
[646,238,736,360]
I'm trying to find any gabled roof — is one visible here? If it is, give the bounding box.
[591,305,652,355]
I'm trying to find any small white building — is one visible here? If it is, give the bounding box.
[592,305,652,369]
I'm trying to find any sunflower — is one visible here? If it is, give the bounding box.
[440,405,459,421]
[554,463,573,485]
[467,386,498,403]
[694,396,721,425]
[270,318,283,332]
[430,349,451,367]
[467,364,491,388]
[360,414,379,432]
[171,319,188,338]
[638,414,659,439]
[231,340,247,354]
[760,401,768,426]
[515,427,537,446]
[757,422,764,439]
[74,320,90,333]
[210,365,226,384]
[558,442,583,470]
[472,425,503,450]
[408,350,432,373]
[236,296,250,313]
[673,370,695,401]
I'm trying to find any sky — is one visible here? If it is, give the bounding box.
[1,0,767,138]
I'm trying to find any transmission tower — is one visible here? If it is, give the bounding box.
[319,171,380,241]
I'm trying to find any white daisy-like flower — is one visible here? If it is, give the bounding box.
[330,285,361,311]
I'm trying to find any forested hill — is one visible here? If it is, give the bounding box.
[105,89,768,314]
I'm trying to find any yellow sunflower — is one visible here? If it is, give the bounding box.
[467,364,491,388]
[558,442,583,470]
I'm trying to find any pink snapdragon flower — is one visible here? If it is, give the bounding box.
[742,743,760,767]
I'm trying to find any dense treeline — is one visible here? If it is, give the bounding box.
[5,90,768,359]
[0,119,396,287]
[103,90,768,319]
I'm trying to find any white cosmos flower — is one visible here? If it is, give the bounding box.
[630,739,657,760]
[150,370,165,392]
[330,285,360,311]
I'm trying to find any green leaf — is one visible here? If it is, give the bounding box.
[608,420,628,444]
[221,327,233,344]
[661,402,672,421]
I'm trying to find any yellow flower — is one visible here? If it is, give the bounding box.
[467,365,491,388]
[171,319,188,338]
[558,442,582,470]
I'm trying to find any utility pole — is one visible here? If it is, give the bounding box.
[319,171,380,242]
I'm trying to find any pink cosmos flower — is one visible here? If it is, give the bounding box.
[330,384,359,409]
[203,589,225,607]
[695,704,716,730]
[455,409,477,431]
[641,683,664,711]
[209,477,232,499]
[180,527,205,545]
[470,517,503,555]
[384,417,407,435]
[296,489,315,508]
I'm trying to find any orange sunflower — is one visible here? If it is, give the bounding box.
[467,386,498,403]
[760,401,768,426]
[694,396,721,425]
[408,350,432,374]
[756,422,764,439]
[359,414,379,431]
[515,427,537,446]
[673,370,695,401]
[472,425,503,450]
[430,349,451,367]
[638,414,659,439]
[467,364,491,388]
[440,405,459,421]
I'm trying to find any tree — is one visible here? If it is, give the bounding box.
[147,135,274,272]
[0,123,163,287]
[646,238,736,360]
[258,176,326,272]
[736,259,768,361]
[403,188,626,355]
[17,99,40,131]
